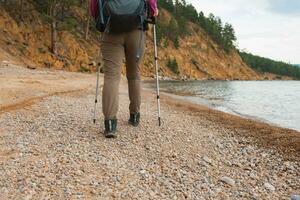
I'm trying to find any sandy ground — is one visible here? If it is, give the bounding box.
[0,62,94,114]
[0,62,299,199]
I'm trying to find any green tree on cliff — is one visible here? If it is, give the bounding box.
[157,0,237,53]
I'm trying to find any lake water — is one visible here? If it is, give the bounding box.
[144,81,300,132]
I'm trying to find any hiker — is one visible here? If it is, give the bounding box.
[90,0,158,138]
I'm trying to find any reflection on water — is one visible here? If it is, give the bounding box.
[144,80,300,131]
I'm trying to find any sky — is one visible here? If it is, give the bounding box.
[187,0,300,64]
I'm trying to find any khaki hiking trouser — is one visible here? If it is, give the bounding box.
[101,30,145,120]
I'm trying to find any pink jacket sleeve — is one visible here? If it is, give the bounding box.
[89,0,99,19]
[147,0,157,16]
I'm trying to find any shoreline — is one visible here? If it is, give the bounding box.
[155,90,300,158]
[141,75,297,81]
[156,89,299,132]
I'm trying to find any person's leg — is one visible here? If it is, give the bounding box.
[101,33,125,121]
[124,30,145,118]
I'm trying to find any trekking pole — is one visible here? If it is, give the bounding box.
[93,63,101,124]
[152,21,162,126]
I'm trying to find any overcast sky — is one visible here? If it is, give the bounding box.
[187,0,300,64]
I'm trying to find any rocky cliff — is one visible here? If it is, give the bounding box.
[0,3,272,80]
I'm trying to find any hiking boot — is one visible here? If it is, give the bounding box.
[104,119,117,138]
[128,113,140,127]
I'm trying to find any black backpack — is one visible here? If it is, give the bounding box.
[96,0,148,33]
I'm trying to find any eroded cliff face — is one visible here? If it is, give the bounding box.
[142,10,261,80]
[0,5,266,80]
[0,5,101,71]
[142,31,261,80]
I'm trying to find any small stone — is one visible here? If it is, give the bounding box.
[220,176,235,186]
[27,65,36,70]
[284,161,295,171]
[139,169,148,179]
[64,188,72,195]
[262,152,270,158]
[214,187,222,194]
[90,189,96,194]
[226,160,232,166]
[149,190,156,197]
[249,172,257,179]
[291,195,300,200]
[264,182,275,192]
[203,156,213,165]
[1,187,8,194]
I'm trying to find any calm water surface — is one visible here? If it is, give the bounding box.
[144,81,300,132]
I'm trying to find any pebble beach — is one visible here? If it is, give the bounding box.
[0,63,299,199]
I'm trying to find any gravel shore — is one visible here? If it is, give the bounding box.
[0,64,299,199]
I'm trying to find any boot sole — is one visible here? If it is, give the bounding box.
[128,121,139,127]
[104,132,117,138]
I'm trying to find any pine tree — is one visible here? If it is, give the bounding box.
[222,23,237,52]
[156,0,238,53]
